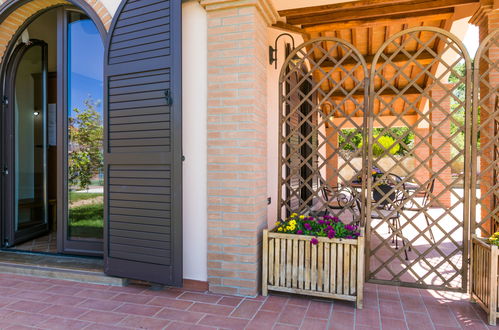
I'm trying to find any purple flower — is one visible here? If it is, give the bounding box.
[346,235,353,239]
[326,225,333,231]
[311,238,318,245]
[327,230,336,239]
[324,215,333,220]
[317,219,325,225]
[345,224,357,231]
[306,216,314,221]
[332,217,340,223]
[297,230,303,235]
[304,223,312,231]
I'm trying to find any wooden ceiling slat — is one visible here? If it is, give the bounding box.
[283,0,477,26]
[302,10,454,32]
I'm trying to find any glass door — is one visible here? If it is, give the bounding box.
[59,9,104,255]
[4,40,50,246]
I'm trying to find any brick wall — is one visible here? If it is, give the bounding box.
[201,0,277,296]
[473,4,499,235]
[0,0,111,62]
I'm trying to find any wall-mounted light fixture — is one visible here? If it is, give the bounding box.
[269,33,296,70]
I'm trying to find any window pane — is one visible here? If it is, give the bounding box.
[67,12,104,241]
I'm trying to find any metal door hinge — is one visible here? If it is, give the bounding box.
[2,96,8,105]
[2,165,8,175]
[164,89,172,106]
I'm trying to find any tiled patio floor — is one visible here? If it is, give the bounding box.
[0,273,497,329]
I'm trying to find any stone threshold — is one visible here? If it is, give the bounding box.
[0,250,126,286]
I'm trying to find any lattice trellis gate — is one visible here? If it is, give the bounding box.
[366,27,472,290]
[278,27,499,291]
[472,29,499,238]
[278,37,369,225]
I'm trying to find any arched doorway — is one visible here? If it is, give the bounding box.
[0,2,107,256]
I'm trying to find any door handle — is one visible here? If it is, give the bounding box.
[2,166,8,175]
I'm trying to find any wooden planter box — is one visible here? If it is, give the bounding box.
[262,229,365,308]
[471,235,499,325]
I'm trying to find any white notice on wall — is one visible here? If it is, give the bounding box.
[48,104,56,146]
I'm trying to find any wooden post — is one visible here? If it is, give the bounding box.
[262,229,268,296]
[489,244,498,326]
[356,230,365,309]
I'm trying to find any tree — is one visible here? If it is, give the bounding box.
[68,98,103,191]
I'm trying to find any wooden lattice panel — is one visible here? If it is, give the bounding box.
[366,27,472,290]
[278,37,369,224]
[472,30,499,238]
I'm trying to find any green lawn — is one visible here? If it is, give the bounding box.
[69,202,104,239]
[69,191,102,203]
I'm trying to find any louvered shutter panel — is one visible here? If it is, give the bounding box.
[103,0,182,285]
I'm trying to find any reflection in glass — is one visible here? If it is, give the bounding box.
[67,12,104,240]
[15,44,48,232]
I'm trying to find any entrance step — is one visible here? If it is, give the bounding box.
[0,251,125,286]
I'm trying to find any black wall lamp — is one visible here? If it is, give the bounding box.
[269,33,296,69]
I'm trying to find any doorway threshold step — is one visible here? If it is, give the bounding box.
[0,251,125,286]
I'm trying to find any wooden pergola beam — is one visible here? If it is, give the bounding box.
[320,50,435,70]
[303,10,454,32]
[282,0,478,26]
[272,21,311,39]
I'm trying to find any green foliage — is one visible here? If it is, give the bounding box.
[68,99,103,191]
[360,135,400,156]
[339,127,413,155]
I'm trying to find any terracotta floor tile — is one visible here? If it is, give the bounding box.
[381,317,408,330]
[300,317,328,330]
[77,298,123,311]
[41,304,88,319]
[274,324,300,330]
[165,321,216,329]
[278,304,307,326]
[111,292,153,304]
[217,296,243,307]
[118,314,171,328]
[78,310,127,325]
[178,292,222,304]
[356,308,381,327]
[5,300,51,313]
[230,299,262,319]
[260,295,289,313]
[38,316,93,330]
[114,302,162,317]
[188,301,234,316]
[198,314,250,329]
[0,275,494,330]
[306,300,333,319]
[155,307,205,323]
[329,310,355,330]
[147,296,194,310]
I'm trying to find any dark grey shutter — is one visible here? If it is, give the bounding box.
[103,0,182,286]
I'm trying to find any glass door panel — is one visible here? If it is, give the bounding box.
[65,11,104,246]
[8,41,50,245]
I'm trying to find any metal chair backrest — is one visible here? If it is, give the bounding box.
[373,173,406,209]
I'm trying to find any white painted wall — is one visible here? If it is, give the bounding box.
[100,0,119,16]
[181,0,208,282]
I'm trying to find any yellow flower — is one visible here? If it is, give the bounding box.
[299,215,305,219]
[277,227,283,232]
[289,220,297,225]
[275,221,280,226]
[291,213,298,217]
[286,226,292,231]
